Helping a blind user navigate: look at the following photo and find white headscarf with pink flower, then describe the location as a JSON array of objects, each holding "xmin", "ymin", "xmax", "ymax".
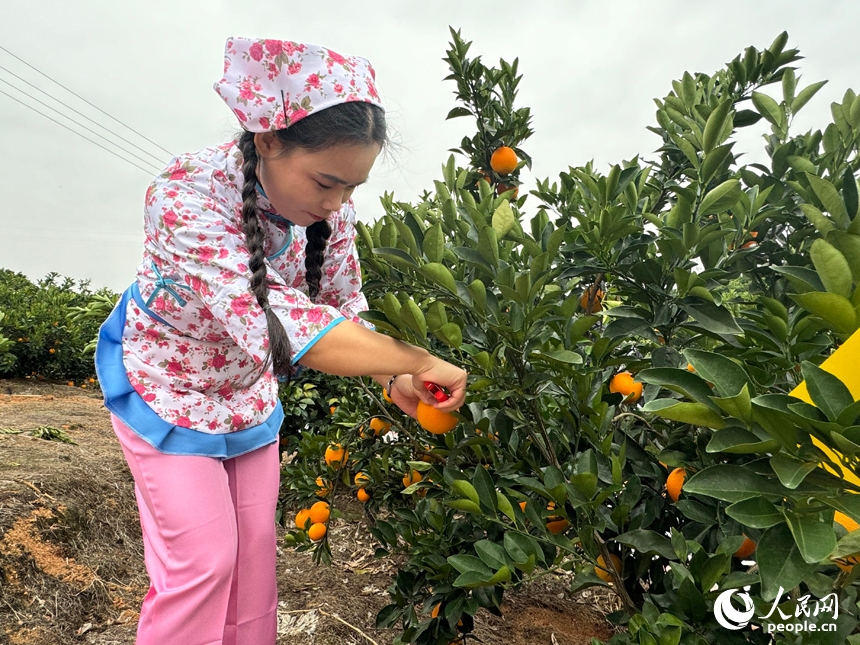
[{"xmin": 213, "ymin": 36, "xmax": 384, "ymax": 132}]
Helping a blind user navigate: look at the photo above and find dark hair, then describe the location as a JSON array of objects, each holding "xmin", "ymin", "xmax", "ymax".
[{"xmin": 237, "ymin": 100, "xmax": 389, "ymax": 384}]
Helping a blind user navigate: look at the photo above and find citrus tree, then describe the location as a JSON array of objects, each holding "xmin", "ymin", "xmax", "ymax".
[{"xmin": 279, "ymin": 28, "xmax": 860, "ymax": 645}]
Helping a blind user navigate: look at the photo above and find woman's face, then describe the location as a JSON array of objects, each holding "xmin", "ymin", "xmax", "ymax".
[{"xmin": 254, "ymin": 131, "xmax": 381, "ymax": 227}]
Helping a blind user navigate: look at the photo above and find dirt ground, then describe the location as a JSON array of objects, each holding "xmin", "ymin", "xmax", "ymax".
[{"xmin": 0, "ymin": 377, "xmax": 621, "ymax": 645}]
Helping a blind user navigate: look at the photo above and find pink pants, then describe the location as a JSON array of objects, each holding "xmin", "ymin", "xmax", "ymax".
[{"xmin": 110, "ymin": 414, "xmax": 280, "ymax": 645}]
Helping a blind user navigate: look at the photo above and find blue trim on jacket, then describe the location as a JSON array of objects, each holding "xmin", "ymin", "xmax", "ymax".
[{"xmin": 94, "ymin": 285, "xmax": 284, "ymax": 459}]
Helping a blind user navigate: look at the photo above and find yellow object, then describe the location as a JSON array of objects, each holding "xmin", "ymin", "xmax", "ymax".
[{"xmin": 788, "ymin": 331, "xmax": 860, "ymax": 488}]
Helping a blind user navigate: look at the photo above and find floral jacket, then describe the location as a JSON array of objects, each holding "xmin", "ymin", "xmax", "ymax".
[{"xmin": 120, "ymin": 138, "xmax": 374, "ymax": 434}]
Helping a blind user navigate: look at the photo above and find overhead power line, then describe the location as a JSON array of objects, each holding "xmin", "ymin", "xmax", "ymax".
[
  {"xmin": 0, "ymin": 88, "xmax": 160, "ymax": 175},
  {"xmin": 0, "ymin": 44, "xmax": 174, "ymax": 158},
  {"xmin": 0, "ymin": 76, "xmax": 164, "ymax": 174},
  {"xmin": 0, "ymin": 62, "xmax": 169, "ymax": 166}
]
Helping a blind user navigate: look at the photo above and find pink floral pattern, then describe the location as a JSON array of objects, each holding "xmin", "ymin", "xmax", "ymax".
[
  {"xmin": 123, "ymin": 139, "xmax": 375, "ymax": 434},
  {"xmin": 213, "ymin": 36, "xmax": 384, "ymax": 132}
]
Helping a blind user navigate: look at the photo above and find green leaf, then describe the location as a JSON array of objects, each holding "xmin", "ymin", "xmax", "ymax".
[
  {"xmin": 791, "ymin": 80, "xmax": 828, "ymax": 114},
  {"xmin": 435, "ymin": 322, "xmax": 462, "ymax": 349},
  {"xmin": 683, "ymin": 349, "xmax": 754, "ymax": 398},
  {"xmin": 770, "ymin": 454, "xmax": 819, "ymax": 489},
  {"xmin": 419, "ymin": 262, "xmax": 457, "ymax": 294},
  {"xmin": 446, "ymin": 107, "xmax": 473, "ymax": 120},
  {"xmin": 844, "ymin": 167, "xmax": 859, "ymax": 220},
  {"xmin": 613, "ymin": 529, "xmax": 677, "ymax": 561},
  {"xmin": 725, "ymin": 497, "xmax": 784, "ymax": 528},
  {"xmin": 472, "ymin": 462, "xmax": 498, "ymax": 516},
  {"xmin": 698, "ymin": 179, "xmax": 742, "ymax": 215},
  {"xmin": 450, "ymin": 479, "xmax": 480, "ymax": 505},
  {"xmin": 496, "ymin": 491, "xmax": 516, "ymax": 522},
  {"xmin": 373, "ymin": 246, "xmax": 419, "ymax": 268},
  {"xmin": 801, "ymin": 360, "xmax": 854, "ymax": 421},
  {"xmin": 683, "ymin": 464, "xmax": 784, "ymax": 502},
  {"xmin": 468, "ymin": 279, "xmax": 487, "ymax": 313},
  {"xmin": 444, "ymin": 499, "xmax": 483, "ymax": 515},
  {"xmin": 751, "ymin": 91, "xmax": 785, "ymax": 128},
  {"xmin": 641, "ymin": 399, "xmax": 726, "ymax": 429},
  {"xmin": 799, "ymin": 204, "xmax": 835, "ymax": 236},
  {"xmin": 448, "ymin": 554, "xmax": 493, "ymax": 576},
  {"xmin": 478, "ymin": 226, "xmax": 499, "ymax": 268},
  {"xmin": 806, "ymin": 173, "xmax": 849, "ymax": 227},
  {"xmin": 785, "ymin": 510, "xmax": 837, "ymax": 564},
  {"xmin": 422, "ymin": 222, "xmax": 445, "ymax": 263},
  {"xmin": 635, "ymin": 367, "xmax": 721, "ymax": 410},
  {"xmin": 706, "ymin": 426, "xmax": 779, "ymax": 454},
  {"xmin": 756, "ymin": 524, "xmax": 818, "ymax": 602},
  {"xmin": 400, "ymin": 299, "xmax": 427, "ymax": 340},
  {"xmin": 474, "ymin": 540, "xmax": 509, "ymax": 570},
  {"xmin": 678, "ymin": 300, "xmax": 744, "ymax": 335},
  {"xmin": 702, "ymin": 99, "xmax": 733, "ymax": 154},
  {"xmin": 789, "ymin": 291, "xmax": 856, "ymax": 334},
  {"xmin": 709, "ymin": 383, "xmax": 753, "ymax": 424},
  {"xmin": 492, "ymin": 201, "xmax": 516, "ymax": 238}
]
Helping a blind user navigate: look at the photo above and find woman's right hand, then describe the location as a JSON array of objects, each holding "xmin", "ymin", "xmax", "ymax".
[{"xmin": 409, "ymin": 357, "xmax": 468, "ymax": 413}]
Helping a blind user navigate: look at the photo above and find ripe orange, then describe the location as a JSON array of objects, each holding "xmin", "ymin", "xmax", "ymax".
[
  {"xmin": 324, "ymin": 444, "xmax": 348, "ymax": 467},
  {"xmin": 403, "ymin": 471, "xmax": 422, "ymax": 488},
  {"xmin": 666, "ymin": 467, "xmax": 686, "ymax": 502},
  {"xmin": 416, "ymin": 401, "xmax": 459, "ymax": 434},
  {"xmin": 490, "ymin": 146, "xmax": 518, "ymax": 175},
  {"xmin": 383, "ymin": 388, "xmax": 393, "ymax": 403},
  {"xmin": 579, "ymin": 286, "xmax": 604, "ymax": 312},
  {"xmin": 519, "ymin": 501, "xmax": 527, "ymax": 512},
  {"xmin": 546, "ymin": 518, "xmax": 570, "ymax": 534},
  {"xmin": 357, "ymin": 487, "xmax": 370, "ymax": 502},
  {"xmin": 741, "ymin": 240, "xmax": 757, "ymax": 249},
  {"xmin": 609, "ymin": 372, "xmax": 642, "ymax": 403},
  {"xmin": 315, "ymin": 476, "xmax": 331, "ymax": 497},
  {"xmin": 475, "ymin": 171, "xmax": 492, "ymax": 187},
  {"xmin": 431, "ymin": 603, "xmax": 441, "ymax": 619},
  {"xmin": 369, "ymin": 418, "xmax": 391, "ymax": 435},
  {"xmin": 49, "ymin": 348, "xmax": 55, "ymax": 354},
  {"xmin": 495, "ymin": 183, "xmax": 519, "ymax": 198},
  {"xmin": 686, "ymin": 363, "xmax": 695, "ymax": 372},
  {"xmin": 307, "ymin": 523, "xmax": 327, "ymax": 541},
  {"xmin": 355, "ymin": 472, "xmax": 370, "ymax": 486},
  {"xmin": 295, "ymin": 509, "xmax": 312, "ymax": 530},
  {"xmin": 330, "ymin": 406, "xmax": 336, "ymax": 415},
  {"xmin": 67, "ymin": 381, "xmax": 74, "ymax": 387},
  {"xmin": 595, "ymin": 553, "xmax": 622, "ymax": 582},
  {"xmin": 309, "ymin": 501, "xmax": 330, "ymax": 524},
  {"xmin": 733, "ymin": 536, "xmax": 757, "ymax": 559}
]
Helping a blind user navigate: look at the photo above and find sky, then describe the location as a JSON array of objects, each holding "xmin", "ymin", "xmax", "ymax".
[{"xmin": 1, "ymin": 0, "xmax": 859, "ymax": 293}]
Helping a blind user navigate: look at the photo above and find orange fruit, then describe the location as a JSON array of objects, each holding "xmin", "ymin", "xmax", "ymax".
[
  {"xmin": 595, "ymin": 553, "xmax": 621, "ymax": 582},
  {"xmin": 741, "ymin": 240, "xmax": 757, "ymax": 249},
  {"xmin": 686, "ymin": 363, "xmax": 695, "ymax": 372},
  {"xmin": 416, "ymin": 401, "xmax": 459, "ymax": 434},
  {"xmin": 733, "ymin": 536, "xmax": 757, "ymax": 559},
  {"xmin": 370, "ymin": 418, "xmax": 391, "ymax": 435},
  {"xmin": 307, "ymin": 523, "xmax": 327, "ymax": 541},
  {"xmin": 495, "ymin": 183, "xmax": 519, "ymax": 198},
  {"xmin": 609, "ymin": 372, "xmax": 642, "ymax": 403},
  {"xmin": 403, "ymin": 471, "xmax": 422, "ymax": 488},
  {"xmin": 357, "ymin": 487, "xmax": 370, "ymax": 502},
  {"xmin": 67, "ymin": 381, "xmax": 74, "ymax": 387},
  {"xmin": 49, "ymin": 348, "xmax": 55, "ymax": 354},
  {"xmin": 431, "ymin": 603, "xmax": 441, "ymax": 619},
  {"xmin": 475, "ymin": 171, "xmax": 492, "ymax": 187},
  {"xmin": 330, "ymin": 406, "xmax": 336, "ymax": 415},
  {"xmin": 490, "ymin": 146, "xmax": 518, "ymax": 175},
  {"xmin": 309, "ymin": 501, "xmax": 330, "ymax": 524},
  {"xmin": 519, "ymin": 501, "xmax": 527, "ymax": 512},
  {"xmin": 383, "ymin": 388, "xmax": 393, "ymax": 403},
  {"xmin": 546, "ymin": 518, "xmax": 570, "ymax": 534},
  {"xmin": 579, "ymin": 286, "xmax": 604, "ymax": 312},
  {"xmin": 295, "ymin": 509, "xmax": 312, "ymax": 530},
  {"xmin": 324, "ymin": 444, "xmax": 348, "ymax": 467},
  {"xmin": 666, "ymin": 467, "xmax": 686, "ymax": 502},
  {"xmin": 355, "ymin": 472, "xmax": 370, "ymax": 486},
  {"xmin": 315, "ymin": 476, "xmax": 331, "ymax": 497},
  {"xmin": 89, "ymin": 378, "xmax": 95, "ymax": 383}
]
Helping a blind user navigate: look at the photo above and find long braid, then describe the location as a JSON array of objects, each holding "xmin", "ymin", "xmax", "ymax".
[
  {"xmin": 238, "ymin": 132, "xmax": 296, "ymax": 383},
  {"xmin": 304, "ymin": 220, "xmax": 332, "ymax": 300}
]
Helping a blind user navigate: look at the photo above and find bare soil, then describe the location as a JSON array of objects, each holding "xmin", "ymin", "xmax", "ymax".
[{"xmin": 0, "ymin": 378, "xmax": 620, "ymax": 645}]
